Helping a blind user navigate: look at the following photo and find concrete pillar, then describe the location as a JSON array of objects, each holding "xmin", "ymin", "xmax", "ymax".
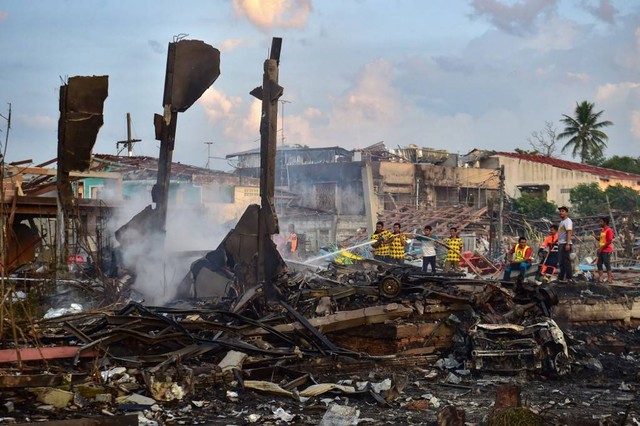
[{"xmin": 361, "ymin": 162, "xmax": 376, "ymax": 235}]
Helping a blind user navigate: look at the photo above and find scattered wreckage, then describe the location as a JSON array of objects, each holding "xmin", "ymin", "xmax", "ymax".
[{"xmin": 1, "ymin": 256, "xmax": 585, "ymax": 424}]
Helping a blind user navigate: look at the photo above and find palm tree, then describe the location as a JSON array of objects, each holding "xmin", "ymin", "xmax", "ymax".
[{"xmin": 557, "ymin": 101, "xmax": 613, "ymax": 163}]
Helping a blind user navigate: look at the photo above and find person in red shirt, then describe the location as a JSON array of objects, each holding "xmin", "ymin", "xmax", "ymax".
[
  {"xmin": 503, "ymin": 237, "xmax": 533, "ymax": 281},
  {"xmin": 595, "ymin": 216, "xmax": 614, "ymax": 283}
]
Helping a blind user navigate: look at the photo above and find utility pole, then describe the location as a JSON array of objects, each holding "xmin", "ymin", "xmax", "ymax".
[
  {"xmin": 204, "ymin": 142, "xmax": 213, "ymax": 169},
  {"xmin": 279, "ymin": 99, "xmax": 291, "ymax": 146},
  {"xmin": 250, "ymin": 37, "xmax": 283, "ymax": 284},
  {"xmin": 0, "ymin": 103, "xmax": 11, "ymax": 156},
  {"xmin": 0, "ymin": 103, "xmax": 11, "ymax": 275},
  {"xmin": 497, "ymin": 165, "xmax": 505, "ymax": 257},
  {"xmin": 116, "ymin": 113, "xmax": 141, "ymax": 156}
]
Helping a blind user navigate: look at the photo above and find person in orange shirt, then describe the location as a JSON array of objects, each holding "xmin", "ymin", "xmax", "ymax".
[
  {"xmin": 503, "ymin": 237, "xmax": 533, "ymax": 281},
  {"xmin": 535, "ymin": 225, "xmax": 559, "ymax": 280},
  {"xmin": 286, "ymin": 224, "xmax": 299, "ymax": 258}
]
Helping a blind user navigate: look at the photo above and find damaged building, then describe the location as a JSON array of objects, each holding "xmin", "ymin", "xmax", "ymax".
[{"xmin": 228, "ymin": 142, "xmax": 501, "ymax": 253}]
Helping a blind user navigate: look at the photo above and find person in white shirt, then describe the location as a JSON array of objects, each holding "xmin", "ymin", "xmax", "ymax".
[
  {"xmin": 415, "ymin": 225, "xmax": 437, "ymax": 273},
  {"xmin": 557, "ymin": 206, "xmax": 574, "ymax": 283}
]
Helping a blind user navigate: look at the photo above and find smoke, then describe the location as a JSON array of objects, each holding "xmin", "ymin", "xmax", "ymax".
[
  {"xmin": 232, "ymin": 0, "xmax": 312, "ymax": 30},
  {"xmin": 339, "ymin": 185, "xmax": 365, "ymax": 216},
  {"xmin": 102, "ymin": 181, "xmax": 258, "ymax": 306}
]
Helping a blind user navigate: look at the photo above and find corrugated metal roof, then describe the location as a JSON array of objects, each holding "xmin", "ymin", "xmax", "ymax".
[{"xmin": 495, "ymin": 152, "xmax": 640, "ymax": 181}]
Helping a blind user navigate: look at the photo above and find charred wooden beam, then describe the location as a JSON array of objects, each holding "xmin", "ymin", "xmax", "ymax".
[{"xmin": 153, "ymin": 39, "xmax": 220, "ymax": 237}]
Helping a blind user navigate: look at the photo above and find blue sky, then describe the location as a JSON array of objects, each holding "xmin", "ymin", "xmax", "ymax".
[{"xmin": 1, "ymin": 0, "xmax": 639, "ymax": 171}]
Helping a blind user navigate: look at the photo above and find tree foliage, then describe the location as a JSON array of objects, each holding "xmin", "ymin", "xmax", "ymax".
[
  {"xmin": 569, "ymin": 183, "xmax": 607, "ymax": 216},
  {"xmin": 600, "ymin": 155, "xmax": 640, "ymax": 174},
  {"xmin": 512, "ymin": 194, "xmax": 558, "ymax": 220},
  {"xmin": 569, "ymin": 183, "xmax": 640, "ymax": 216},
  {"xmin": 605, "ymin": 185, "xmax": 640, "ymax": 212},
  {"xmin": 558, "ymin": 101, "xmax": 613, "ymax": 163}
]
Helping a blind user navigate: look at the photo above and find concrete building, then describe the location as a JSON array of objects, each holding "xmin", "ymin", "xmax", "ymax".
[{"xmin": 471, "ymin": 151, "xmax": 640, "ymax": 207}]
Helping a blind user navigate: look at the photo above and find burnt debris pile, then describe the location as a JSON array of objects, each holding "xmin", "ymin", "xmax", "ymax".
[{"xmin": 2, "ymin": 260, "xmax": 640, "ymax": 424}]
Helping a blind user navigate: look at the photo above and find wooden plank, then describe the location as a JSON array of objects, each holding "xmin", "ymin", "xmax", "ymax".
[
  {"xmin": 242, "ymin": 304, "xmax": 414, "ymax": 336},
  {"xmin": 328, "ymin": 325, "xmax": 455, "ymax": 355},
  {"xmin": 8, "ymin": 166, "xmax": 122, "ymax": 180},
  {"xmin": 0, "ymin": 346, "xmax": 97, "ymax": 363},
  {"xmin": 15, "ymin": 414, "xmax": 138, "ymax": 426},
  {"xmin": 0, "ymin": 373, "xmax": 86, "ymax": 388},
  {"xmin": 553, "ymin": 301, "xmax": 637, "ymax": 322},
  {"xmin": 296, "ymin": 354, "xmax": 439, "ymax": 373}
]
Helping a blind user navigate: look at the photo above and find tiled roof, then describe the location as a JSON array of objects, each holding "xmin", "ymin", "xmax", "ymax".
[
  {"xmin": 92, "ymin": 154, "xmax": 230, "ymax": 180},
  {"xmin": 378, "ymin": 205, "xmax": 489, "ymax": 237},
  {"xmin": 495, "ymin": 152, "xmax": 640, "ymax": 181}
]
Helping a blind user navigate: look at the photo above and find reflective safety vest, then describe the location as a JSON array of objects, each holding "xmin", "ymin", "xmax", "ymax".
[{"xmin": 514, "ymin": 245, "xmax": 530, "ymax": 262}]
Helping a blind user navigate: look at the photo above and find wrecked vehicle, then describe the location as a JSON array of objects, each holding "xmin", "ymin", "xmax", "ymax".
[{"xmin": 468, "ymin": 319, "xmax": 571, "ymax": 376}]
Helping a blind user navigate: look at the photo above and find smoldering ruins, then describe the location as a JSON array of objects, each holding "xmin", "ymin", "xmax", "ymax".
[{"xmin": 1, "ymin": 36, "xmax": 640, "ymax": 426}]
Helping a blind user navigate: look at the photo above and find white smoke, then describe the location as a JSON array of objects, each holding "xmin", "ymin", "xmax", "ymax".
[{"xmin": 102, "ymin": 181, "xmax": 257, "ymax": 306}]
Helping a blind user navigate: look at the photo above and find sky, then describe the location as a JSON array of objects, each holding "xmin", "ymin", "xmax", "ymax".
[{"xmin": 1, "ymin": 0, "xmax": 639, "ymax": 171}]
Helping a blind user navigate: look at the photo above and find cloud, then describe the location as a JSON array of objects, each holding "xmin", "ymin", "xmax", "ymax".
[
  {"xmin": 469, "ymin": 0, "xmax": 559, "ymax": 35},
  {"xmin": 433, "ymin": 56, "xmax": 474, "ymax": 74},
  {"xmin": 219, "ymin": 38, "xmax": 248, "ymax": 52},
  {"xmin": 199, "ymin": 87, "xmax": 261, "ymax": 152},
  {"xmin": 631, "ymin": 111, "xmax": 640, "ymax": 139},
  {"xmin": 595, "ymin": 82, "xmax": 640, "ymax": 103},
  {"xmin": 19, "ymin": 114, "xmax": 57, "ymax": 130},
  {"xmin": 0, "ymin": 11, "xmax": 7, "ymax": 22},
  {"xmin": 565, "ymin": 72, "xmax": 590, "ymax": 83},
  {"xmin": 232, "ymin": 0, "xmax": 312, "ymax": 31},
  {"xmin": 594, "ymin": 82, "xmax": 640, "ymax": 144},
  {"xmin": 580, "ymin": 0, "xmax": 617, "ymax": 24},
  {"xmin": 522, "ymin": 16, "xmax": 583, "ymax": 51},
  {"xmin": 330, "ymin": 58, "xmax": 404, "ymax": 124},
  {"xmin": 200, "ymin": 88, "xmax": 241, "ymax": 121}
]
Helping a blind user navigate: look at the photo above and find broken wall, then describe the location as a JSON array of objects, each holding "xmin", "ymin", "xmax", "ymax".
[
  {"xmin": 276, "ymin": 213, "xmax": 335, "ymax": 252},
  {"xmin": 287, "ymin": 162, "xmax": 365, "ymax": 215}
]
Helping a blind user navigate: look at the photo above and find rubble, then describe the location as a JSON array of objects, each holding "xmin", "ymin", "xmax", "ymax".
[{"xmin": 2, "ymin": 258, "xmax": 640, "ymax": 424}]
